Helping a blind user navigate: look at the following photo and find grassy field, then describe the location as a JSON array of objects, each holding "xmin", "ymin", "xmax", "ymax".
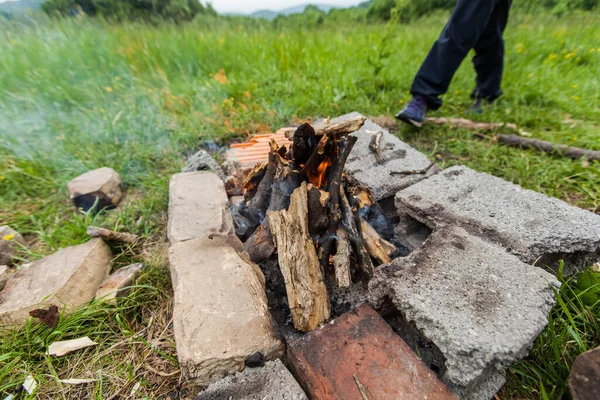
[{"xmin": 0, "ymin": 10, "xmax": 599, "ymax": 399}]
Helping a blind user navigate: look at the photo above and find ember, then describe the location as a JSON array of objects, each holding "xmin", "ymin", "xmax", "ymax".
[{"xmin": 230, "ymin": 115, "xmax": 399, "ymax": 332}]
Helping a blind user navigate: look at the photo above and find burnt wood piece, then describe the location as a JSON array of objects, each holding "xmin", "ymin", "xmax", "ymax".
[
  {"xmin": 86, "ymin": 226, "xmax": 139, "ymax": 244},
  {"xmin": 291, "ymin": 123, "xmax": 317, "ymax": 166},
  {"xmin": 340, "ymin": 186, "xmax": 375, "ymax": 280},
  {"xmin": 390, "ymin": 162, "xmax": 436, "ymax": 176},
  {"xmin": 497, "ymin": 134, "xmax": 600, "ymax": 162},
  {"xmin": 331, "ymin": 228, "xmax": 352, "ymax": 288},
  {"xmin": 360, "ymin": 217, "xmax": 396, "ymax": 264},
  {"xmin": 302, "ymin": 134, "xmax": 332, "ymax": 184},
  {"xmin": 268, "ymin": 163, "xmax": 301, "ymax": 212},
  {"xmin": 320, "ymin": 136, "xmax": 358, "ymax": 273},
  {"xmin": 368, "ymin": 131, "xmax": 385, "ymax": 164},
  {"xmin": 243, "ymin": 162, "xmax": 268, "ymax": 198},
  {"xmin": 244, "ymin": 221, "xmax": 276, "ymax": 263},
  {"xmin": 268, "ymin": 182, "xmax": 330, "ymax": 332},
  {"xmin": 311, "ymin": 115, "xmax": 367, "ymax": 138},
  {"xmin": 307, "ymin": 185, "xmax": 330, "ymax": 236},
  {"xmin": 243, "ymin": 152, "xmax": 278, "ymax": 224},
  {"xmin": 350, "ymin": 186, "xmax": 395, "ymax": 240}
]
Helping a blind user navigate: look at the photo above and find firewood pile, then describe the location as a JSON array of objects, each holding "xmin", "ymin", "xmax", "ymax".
[{"xmin": 230, "ymin": 115, "xmax": 399, "ymax": 332}]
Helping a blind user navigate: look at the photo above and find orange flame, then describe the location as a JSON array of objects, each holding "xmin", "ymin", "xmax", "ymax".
[{"xmin": 308, "ymin": 158, "xmax": 333, "ymax": 188}]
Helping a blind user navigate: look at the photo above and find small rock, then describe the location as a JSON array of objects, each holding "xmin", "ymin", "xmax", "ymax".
[
  {"xmin": 0, "ymin": 226, "xmax": 25, "ymax": 266},
  {"xmin": 196, "ymin": 360, "xmax": 307, "ymax": 400},
  {"xmin": 0, "ymin": 265, "xmax": 14, "ymax": 291},
  {"xmin": 0, "ymin": 239, "xmax": 112, "ymax": 325},
  {"xmin": 87, "ymin": 226, "xmax": 139, "ymax": 244},
  {"xmin": 569, "ymin": 346, "xmax": 600, "ymax": 400},
  {"xmin": 95, "ymin": 263, "xmax": 144, "ymax": 302},
  {"xmin": 67, "ymin": 167, "xmax": 122, "ymax": 211},
  {"xmin": 47, "ymin": 336, "xmax": 97, "ymax": 357},
  {"xmin": 287, "ymin": 304, "xmax": 457, "ymax": 400},
  {"xmin": 182, "ymin": 150, "xmax": 227, "ymax": 181}
]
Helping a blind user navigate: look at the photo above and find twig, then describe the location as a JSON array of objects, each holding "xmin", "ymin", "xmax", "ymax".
[
  {"xmin": 354, "ymin": 375, "xmax": 370, "ymax": 400},
  {"xmin": 497, "ymin": 134, "xmax": 600, "ymax": 162},
  {"xmin": 389, "ymin": 162, "xmax": 436, "ymax": 176},
  {"xmin": 368, "ymin": 131, "xmax": 384, "ymax": 164}
]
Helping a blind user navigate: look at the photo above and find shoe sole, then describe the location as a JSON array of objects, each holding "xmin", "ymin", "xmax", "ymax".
[{"xmin": 395, "ymin": 114, "xmax": 423, "ymax": 128}]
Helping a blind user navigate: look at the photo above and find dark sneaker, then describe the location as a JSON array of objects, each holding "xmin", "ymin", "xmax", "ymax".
[
  {"xmin": 395, "ymin": 95, "xmax": 427, "ymax": 127},
  {"xmin": 467, "ymin": 98, "xmax": 485, "ymax": 115}
]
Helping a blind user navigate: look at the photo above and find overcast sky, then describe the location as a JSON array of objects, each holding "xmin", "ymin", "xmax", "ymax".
[{"xmin": 0, "ymin": 0, "xmax": 365, "ymax": 14}]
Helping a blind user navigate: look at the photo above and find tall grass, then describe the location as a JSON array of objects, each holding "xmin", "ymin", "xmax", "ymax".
[{"xmin": 0, "ymin": 10, "xmax": 599, "ymax": 399}]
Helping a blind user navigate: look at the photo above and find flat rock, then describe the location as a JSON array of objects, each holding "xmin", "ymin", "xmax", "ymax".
[
  {"xmin": 0, "ymin": 226, "xmax": 26, "ymax": 266},
  {"xmin": 95, "ymin": 263, "xmax": 144, "ymax": 302},
  {"xmin": 569, "ymin": 346, "xmax": 600, "ymax": 400},
  {"xmin": 167, "ymin": 171, "xmax": 234, "ymax": 245},
  {"xmin": 336, "ymin": 112, "xmax": 439, "ymax": 201},
  {"xmin": 0, "ymin": 239, "xmax": 112, "ymax": 325},
  {"xmin": 67, "ymin": 167, "xmax": 122, "ymax": 211},
  {"xmin": 182, "ymin": 150, "xmax": 227, "ymax": 181},
  {"xmin": 395, "ymin": 166, "xmax": 600, "ymax": 274},
  {"xmin": 287, "ymin": 304, "xmax": 457, "ymax": 400},
  {"xmin": 169, "ymin": 235, "xmax": 284, "ymax": 385},
  {"xmin": 196, "ymin": 360, "xmax": 307, "ymax": 400},
  {"xmin": 369, "ymin": 227, "xmax": 560, "ymax": 398}
]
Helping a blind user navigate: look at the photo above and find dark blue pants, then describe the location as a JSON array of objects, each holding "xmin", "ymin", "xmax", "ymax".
[{"xmin": 410, "ymin": 0, "xmax": 512, "ymax": 110}]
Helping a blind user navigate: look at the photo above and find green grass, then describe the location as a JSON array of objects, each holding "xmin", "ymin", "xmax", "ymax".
[{"xmin": 0, "ymin": 10, "xmax": 599, "ymax": 399}]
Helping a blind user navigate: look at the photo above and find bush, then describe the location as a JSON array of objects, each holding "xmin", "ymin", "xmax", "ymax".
[{"xmin": 41, "ymin": 0, "xmax": 216, "ymax": 22}]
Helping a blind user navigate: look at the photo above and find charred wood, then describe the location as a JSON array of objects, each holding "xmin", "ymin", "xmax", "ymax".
[
  {"xmin": 244, "ymin": 221, "xmax": 276, "ymax": 263},
  {"xmin": 307, "ymin": 184, "xmax": 330, "ymax": 235},
  {"xmin": 291, "ymin": 123, "xmax": 317, "ymax": 166}
]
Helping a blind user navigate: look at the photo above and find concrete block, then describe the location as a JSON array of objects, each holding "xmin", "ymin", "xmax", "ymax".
[
  {"xmin": 67, "ymin": 167, "xmax": 121, "ymax": 211},
  {"xmin": 0, "ymin": 239, "xmax": 112, "ymax": 325},
  {"xmin": 196, "ymin": 360, "xmax": 307, "ymax": 400},
  {"xmin": 182, "ymin": 150, "xmax": 227, "ymax": 181},
  {"xmin": 287, "ymin": 304, "xmax": 458, "ymax": 400},
  {"xmin": 369, "ymin": 227, "xmax": 560, "ymax": 398},
  {"xmin": 167, "ymin": 171, "xmax": 234, "ymax": 245},
  {"xmin": 336, "ymin": 112, "xmax": 439, "ymax": 201},
  {"xmin": 169, "ymin": 235, "xmax": 284, "ymax": 386},
  {"xmin": 395, "ymin": 166, "xmax": 600, "ymax": 273}
]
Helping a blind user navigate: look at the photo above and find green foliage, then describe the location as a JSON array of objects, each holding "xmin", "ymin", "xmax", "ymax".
[
  {"xmin": 41, "ymin": 0, "xmax": 216, "ymax": 21},
  {"xmin": 573, "ymin": 266, "xmax": 600, "ymax": 307}
]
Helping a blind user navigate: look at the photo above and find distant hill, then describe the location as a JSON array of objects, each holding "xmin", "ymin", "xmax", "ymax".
[
  {"xmin": 250, "ymin": 4, "xmax": 342, "ymax": 20},
  {"xmin": 0, "ymin": 0, "xmax": 44, "ymax": 13}
]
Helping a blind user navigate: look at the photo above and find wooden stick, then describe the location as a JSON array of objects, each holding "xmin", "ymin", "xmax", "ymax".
[
  {"xmin": 341, "ymin": 186, "xmax": 375, "ymax": 279},
  {"xmin": 497, "ymin": 134, "xmax": 600, "ymax": 162},
  {"xmin": 87, "ymin": 226, "xmax": 139, "ymax": 244},
  {"xmin": 360, "ymin": 218, "xmax": 396, "ymax": 264},
  {"xmin": 311, "ymin": 115, "xmax": 367, "ymax": 138},
  {"xmin": 331, "ymin": 228, "xmax": 352, "ymax": 288},
  {"xmin": 389, "ymin": 162, "xmax": 436, "ymax": 176},
  {"xmin": 368, "ymin": 131, "xmax": 384, "ymax": 164},
  {"xmin": 426, "ymin": 117, "xmax": 519, "ymax": 132},
  {"xmin": 268, "ymin": 182, "xmax": 330, "ymax": 332}
]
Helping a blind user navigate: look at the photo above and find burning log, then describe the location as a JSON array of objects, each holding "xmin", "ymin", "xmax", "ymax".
[
  {"xmin": 360, "ymin": 218, "xmax": 396, "ymax": 264},
  {"xmin": 307, "ymin": 184, "xmax": 329, "ymax": 235},
  {"xmin": 267, "ymin": 182, "xmax": 330, "ymax": 332}
]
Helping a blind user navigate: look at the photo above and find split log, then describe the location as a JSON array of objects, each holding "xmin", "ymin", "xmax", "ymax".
[
  {"xmin": 497, "ymin": 134, "xmax": 600, "ymax": 162},
  {"xmin": 244, "ymin": 221, "xmax": 275, "ymax": 263},
  {"xmin": 340, "ymin": 184, "xmax": 375, "ymax": 279},
  {"xmin": 87, "ymin": 226, "xmax": 139, "ymax": 244},
  {"xmin": 368, "ymin": 131, "xmax": 384, "ymax": 164},
  {"xmin": 360, "ymin": 218, "xmax": 396, "ymax": 264},
  {"xmin": 268, "ymin": 182, "xmax": 330, "ymax": 332},
  {"xmin": 331, "ymin": 228, "xmax": 352, "ymax": 288}
]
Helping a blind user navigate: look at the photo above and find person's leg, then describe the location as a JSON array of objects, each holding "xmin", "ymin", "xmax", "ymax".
[
  {"xmin": 409, "ymin": 0, "xmax": 500, "ymax": 111},
  {"xmin": 471, "ymin": 0, "xmax": 512, "ymax": 102}
]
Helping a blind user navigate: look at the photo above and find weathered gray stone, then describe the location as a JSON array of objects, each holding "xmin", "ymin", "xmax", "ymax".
[
  {"xmin": 67, "ymin": 167, "xmax": 122, "ymax": 211},
  {"xmin": 167, "ymin": 171, "xmax": 234, "ymax": 245},
  {"xmin": 0, "ymin": 265, "xmax": 11, "ymax": 291},
  {"xmin": 169, "ymin": 235, "xmax": 284, "ymax": 386},
  {"xmin": 182, "ymin": 150, "xmax": 227, "ymax": 181},
  {"xmin": 450, "ymin": 369, "xmax": 506, "ymax": 400},
  {"xmin": 369, "ymin": 227, "xmax": 559, "ymax": 398},
  {"xmin": 196, "ymin": 360, "xmax": 307, "ymax": 400},
  {"xmin": 0, "ymin": 226, "xmax": 26, "ymax": 266},
  {"xmin": 395, "ymin": 166, "xmax": 600, "ymax": 274},
  {"xmin": 95, "ymin": 263, "xmax": 144, "ymax": 302},
  {"xmin": 0, "ymin": 239, "xmax": 112, "ymax": 325},
  {"xmin": 335, "ymin": 112, "xmax": 439, "ymax": 201}
]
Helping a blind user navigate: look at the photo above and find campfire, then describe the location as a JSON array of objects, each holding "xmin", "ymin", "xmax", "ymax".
[{"xmin": 230, "ymin": 115, "xmax": 400, "ymax": 332}]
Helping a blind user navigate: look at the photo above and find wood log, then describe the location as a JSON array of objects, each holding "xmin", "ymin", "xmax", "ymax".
[
  {"xmin": 307, "ymin": 185, "xmax": 329, "ymax": 235},
  {"xmin": 340, "ymin": 186, "xmax": 374, "ymax": 279},
  {"xmin": 291, "ymin": 123, "xmax": 317, "ymax": 166},
  {"xmin": 244, "ymin": 221, "xmax": 275, "ymax": 263},
  {"xmin": 331, "ymin": 228, "xmax": 352, "ymax": 288},
  {"xmin": 267, "ymin": 182, "xmax": 330, "ymax": 332},
  {"xmin": 368, "ymin": 131, "xmax": 384, "ymax": 164},
  {"xmin": 87, "ymin": 226, "xmax": 139, "ymax": 244},
  {"xmin": 302, "ymin": 134, "xmax": 332, "ymax": 182},
  {"xmin": 243, "ymin": 162, "xmax": 268, "ymax": 197},
  {"xmin": 312, "ymin": 115, "xmax": 367, "ymax": 138},
  {"xmin": 360, "ymin": 217, "xmax": 396, "ymax": 265},
  {"xmin": 497, "ymin": 134, "xmax": 600, "ymax": 162}
]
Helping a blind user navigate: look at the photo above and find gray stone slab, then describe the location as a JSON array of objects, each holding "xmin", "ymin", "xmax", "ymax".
[
  {"xmin": 196, "ymin": 360, "xmax": 308, "ymax": 400},
  {"xmin": 167, "ymin": 171, "xmax": 234, "ymax": 245},
  {"xmin": 169, "ymin": 235, "xmax": 284, "ymax": 386},
  {"xmin": 334, "ymin": 112, "xmax": 439, "ymax": 201},
  {"xmin": 369, "ymin": 227, "xmax": 559, "ymax": 398},
  {"xmin": 395, "ymin": 166, "xmax": 600, "ymax": 274}
]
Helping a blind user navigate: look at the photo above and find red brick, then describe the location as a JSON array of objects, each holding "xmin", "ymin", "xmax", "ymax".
[{"xmin": 287, "ymin": 304, "xmax": 458, "ymax": 400}]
